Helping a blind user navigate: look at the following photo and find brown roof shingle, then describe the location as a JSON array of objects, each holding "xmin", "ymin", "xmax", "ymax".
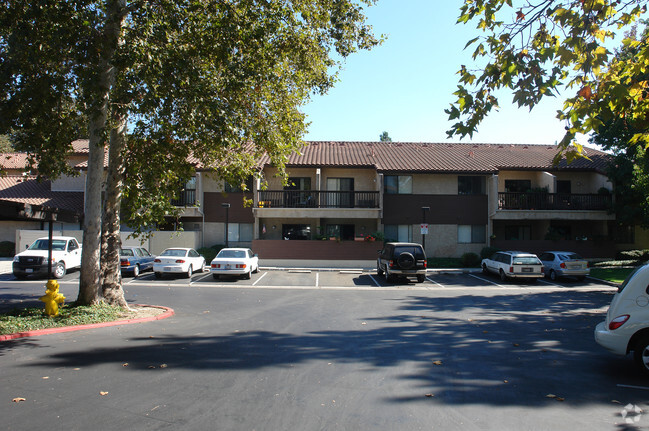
[{"xmin": 0, "ymin": 176, "xmax": 84, "ymax": 214}]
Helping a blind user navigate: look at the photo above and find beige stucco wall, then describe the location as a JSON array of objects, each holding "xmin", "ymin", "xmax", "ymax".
[
  {"xmin": 321, "ymin": 168, "xmax": 378, "ymax": 191},
  {"xmin": 412, "ymin": 174, "xmax": 458, "ymax": 194},
  {"xmin": 51, "ymin": 173, "xmax": 86, "ymax": 192},
  {"xmin": 554, "ymin": 171, "xmax": 612, "ymax": 193},
  {"xmin": 202, "ymin": 172, "xmax": 225, "ymax": 193},
  {"xmin": 0, "ymin": 221, "xmax": 42, "ymax": 244},
  {"xmin": 413, "ymin": 224, "xmax": 485, "ymax": 257}
]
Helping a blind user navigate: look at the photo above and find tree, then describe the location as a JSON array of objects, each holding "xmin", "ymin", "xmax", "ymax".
[
  {"xmin": 379, "ymin": 131, "xmax": 392, "ymax": 142},
  {"xmin": 0, "ymin": 0, "xmax": 380, "ymax": 306},
  {"xmin": 448, "ymin": 0, "xmax": 648, "ymax": 162}
]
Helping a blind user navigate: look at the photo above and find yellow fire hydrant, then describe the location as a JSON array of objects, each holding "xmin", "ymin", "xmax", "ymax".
[{"xmin": 40, "ymin": 280, "xmax": 65, "ymax": 317}]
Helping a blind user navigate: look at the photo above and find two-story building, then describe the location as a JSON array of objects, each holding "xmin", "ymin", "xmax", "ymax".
[{"xmin": 0, "ymin": 140, "xmax": 638, "ymax": 259}]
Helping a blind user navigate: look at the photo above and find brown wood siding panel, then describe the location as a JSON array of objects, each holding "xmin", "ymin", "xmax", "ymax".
[
  {"xmin": 252, "ymin": 239, "xmax": 381, "ymax": 260},
  {"xmin": 383, "ymin": 194, "xmax": 488, "ymax": 225},
  {"xmin": 491, "ymin": 239, "xmax": 615, "ymax": 259},
  {"xmin": 204, "ymin": 192, "xmax": 254, "ymax": 223}
]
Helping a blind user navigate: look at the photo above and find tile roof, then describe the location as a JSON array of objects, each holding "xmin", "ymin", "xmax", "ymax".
[
  {"xmin": 0, "ymin": 153, "xmax": 29, "ymax": 170},
  {"xmin": 0, "ymin": 176, "xmax": 84, "ymax": 214},
  {"xmin": 261, "ymin": 141, "xmax": 612, "ymax": 174}
]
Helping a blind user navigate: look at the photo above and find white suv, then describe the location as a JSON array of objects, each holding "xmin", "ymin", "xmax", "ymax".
[
  {"xmin": 481, "ymin": 251, "xmax": 544, "ymax": 281},
  {"xmin": 595, "ymin": 264, "xmax": 649, "ymax": 375}
]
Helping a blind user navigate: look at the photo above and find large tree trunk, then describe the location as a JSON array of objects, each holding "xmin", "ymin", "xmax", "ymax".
[
  {"xmin": 77, "ymin": 0, "xmax": 127, "ymax": 305},
  {"xmin": 101, "ymin": 114, "xmax": 128, "ymax": 308}
]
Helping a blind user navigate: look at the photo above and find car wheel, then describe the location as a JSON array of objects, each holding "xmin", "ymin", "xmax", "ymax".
[
  {"xmin": 634, "ymin": 335, "xmax": 649, "ymax": 376},
  {"xmin": 377, "ymin": 263, "xmax": 384, "ymax": 276},
  {"xmin": 417, "ymin": 274, "xmax": 425, "ymax": 283},
  {"xmin": 155, "ymin": 272, "xmax": 162, "ymax": 279},
  {"xmin": 53, "ymin": 261, "xmax": 66, "ymax": 279},
  {"xmin": 244, "ymin": 269, "xmax": 251, "ymax": 280},
  {"xmin": 186, "ymin": 265, "xmax": 193, "ymax": 278},
  {"xmin": 14, "ymin": 273, "xmax": 27, "ymax": 280},
  {"xmin": 549, "ymin": 270, "xmax": 557, "ymax": 281},
  {"xmin": 482, "ymin": 264, "xmax": 488, "ymax": 275},
  {"xmin": 576, "ymin": 275, "xmax": 586, "ymax": 281},
  {"xmin": 133, "ymin": 265, "xmax": 140, "ymax": 278},
  {"xmin": 213, "ymin": 274, "xmax": 220, "ymax": 280},
  {"xmin": 499, "ymin": 269, "xmax": 507, "ymax": 282},
  {"xmin": 253, "ymin": 264, "xmax": 259, "ymax": 274}
]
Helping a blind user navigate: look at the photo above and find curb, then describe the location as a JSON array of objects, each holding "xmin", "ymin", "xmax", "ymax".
[{"xmin": 0, "ymin": 304, "xmax": 174, "ymax": 342}]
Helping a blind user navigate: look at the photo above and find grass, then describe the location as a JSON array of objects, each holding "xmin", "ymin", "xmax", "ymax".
[
  {"xmin": 589, "ymin": 267, "xmax": 636, "ymax": 284},
  {"xmin": 0, "ymin": 302, "xmax": 129, "ymax": 335}
]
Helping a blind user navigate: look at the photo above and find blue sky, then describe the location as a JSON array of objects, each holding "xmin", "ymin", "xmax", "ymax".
[{"xmin": 302, "ymin": 0, "xmax": 589, "ymax": 147}]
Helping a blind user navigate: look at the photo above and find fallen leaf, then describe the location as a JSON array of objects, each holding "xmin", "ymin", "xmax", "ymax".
[
  {"xmin": 12, "ymin": 397, "xmax": 26, "ymax": 403},
  {"xmin": 556, "ymin": 397, "xmax": 565, "ymax": 402},
  {"xmin": 148, "ymin": 365, "xmax": 156, "ymax": 369},
  {"xmin": 433, "ymin": 360, "xmax": 443, "ymax": 366},
  {"xmin": 42, "ymin": 376, "xmax": 49, "ymax": 380},
  {"xmin": 482, "ymin": 330, "xmax": 488, "ymax": 334},
  {"xmin": 361, "ymin": 322, "xmax": 367, "ymax": 325},
  {"xmin": 513, "ymin": 343, "xmax": 520, "ymax": 347},
  {"xmin": 425, "ymin": 394, "xmax": 434, "ymax": 397},
  {"xmin": 612, "ymin": 400, "xmax": 622, "ymax": 404},
  {"xmin": 122, "ymin": 363, "xmax": 129, "ymax": 367},
  {"xmin": 159, "ymin": 364, "xmax": 167, "ymax": 368},
  {"xmin": 100, "ymin": 392, "xmax": 109, "ymax": 396},
  {"xmin": 546, "ymin": 394, "xmax": 557, "ymax": 399},
  {"xmin": 503, "ymin": 380, "xmax": 509, "ymax": 383}
]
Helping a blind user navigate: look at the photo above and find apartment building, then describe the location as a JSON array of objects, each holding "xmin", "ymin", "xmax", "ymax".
[{"xmin": 0, "ymin": 140, "xmax": 636, "ymax": 259}]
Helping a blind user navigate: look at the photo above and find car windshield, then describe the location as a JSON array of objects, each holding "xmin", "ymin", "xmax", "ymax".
[
  {"xmin": 217, "ymin": 250, "xmax": 246, "ymax": 258},
  {"xmin": 512, "ymin": 256, "xmax": 540, "ymax": 265},
  {"xmin": 28, "ymin": 239, "xmax": 66, "ymax": 251},
  {"xmin": 618, "ymin": 266, "xmax": 645, "ymax": 293},
  {"xmin": 394, "ymin": 246, "xmax": 425, "ymax": 260},
  {"xmin": 121, "ymin": 249, "xmax": 134, "ymax": 256},
  {"xmin": 161, "ymin": 249, "xmax": 187, "ymax": 257},
  {"xmin": 559, "ymin": 253, "xmax": 583, "ymax": 261}
]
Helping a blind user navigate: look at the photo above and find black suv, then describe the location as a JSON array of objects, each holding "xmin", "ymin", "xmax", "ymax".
[{"xmin": 377, "ymin": 242, "xmax": 427, "ymax": 283}]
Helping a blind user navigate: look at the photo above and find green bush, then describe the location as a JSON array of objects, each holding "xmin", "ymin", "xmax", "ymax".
[
  {"xmin": 0, "ymin": 241, "xmax": 15, "ymax": 257},
  {"xmin": 461, "ymin": 252, "xmax": 481, "ymax": 267},
  {"xmin": 480, "ymin": 246, "xmax": 499, "ymax": 260},
  {"xmin": 616, "ymin": 249, "xmax": 649, "ymax": 262},
  {"xmin": 197, "ymin": 244, "xmax": 225, "ymax": 263}
]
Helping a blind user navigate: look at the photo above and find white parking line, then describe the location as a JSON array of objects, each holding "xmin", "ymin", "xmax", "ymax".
[
  {"xmin": 190, "ymin": 271, "xmax": 212, "ymax": 285},
  {"xmin": 537, "ymin": 278, "xmax": 563, "ymax": 287},
  {"xmin": 368, "ymin": 274, "xmax": 382, "ymax": 287},
  {"xmin": 469, "ymin": 273, "xmax": 507, "ymax": 288},
  {"xmin": 617, "ymin": 384, "xmax": 649, "ymax": 391},
  {"xmin": 252, "ymin": 271, "xmax": 268, "ymax": 286},
  {"xmin": 315, "ymin": 272, "xmax": 319, "ymax": 288},
  {"xmin": 426, "ymin": 277, "xmax": 445, "ymax": 288}
]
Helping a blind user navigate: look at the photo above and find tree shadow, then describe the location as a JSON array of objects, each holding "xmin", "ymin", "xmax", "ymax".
[{"xmin": 19, "ymin": 288, "xmax": 639, "ymax": 408}]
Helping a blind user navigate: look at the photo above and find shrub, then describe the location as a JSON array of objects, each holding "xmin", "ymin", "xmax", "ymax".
[
  {"xmin": 0, "ymin": 241, "xmax": 15, "ymax": 257},
  {"xmin": 616, "ymin": 249, "xmax": 649, "ymax": 262},
  {"xmin": 197, "ymin": 244, "xmax": 225, "ymax": 263},
  {"xmin": 461, "ymin": 252, "xmax": 481, "ymax": 267},
  {"xmin": 480, "ymin": 246, "xmax": 499, "ymax": 260}
]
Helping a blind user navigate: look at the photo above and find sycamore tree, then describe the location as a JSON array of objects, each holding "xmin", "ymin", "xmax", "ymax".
[
  {"xmin": 448, "ymin": 0, "xmax": 649, "ymax": 163},
  {"xmin": 0, "ymin": 0, "xmax": 380, "ymax": 306}
]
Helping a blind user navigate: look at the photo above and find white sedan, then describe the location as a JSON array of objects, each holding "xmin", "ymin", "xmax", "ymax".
[
  {"xmin": 210, "ymin": 248, "xmax": 259, "ymax": 280},
  {"xmin": 153, "ymin": 248, "xmax": 206, "ymax": 278}
]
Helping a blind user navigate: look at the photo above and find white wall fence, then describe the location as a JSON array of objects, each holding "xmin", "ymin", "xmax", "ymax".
[{"xmin": 15, "ymin": 230, "xmax": 201, "ymax": 256}]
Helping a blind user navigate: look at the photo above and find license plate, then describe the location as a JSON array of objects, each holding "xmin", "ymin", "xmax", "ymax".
[
  {"xmin": 226, "ymin": 264, "xmax": 231, "ymax": 269},
  {"xmin": 569, "ymin": 264, "xmax": 581, "ymax": 269},
  {"xmin": 25, "ymin": 268, "xmax": 33, "ymax": 273},
  {"xmin": 522, "ymin": 267, "xmax": 532, "ymax": 272},
  {"xmin": 164, "ymin": 267, "xmax": 173, "ymax": 272}
]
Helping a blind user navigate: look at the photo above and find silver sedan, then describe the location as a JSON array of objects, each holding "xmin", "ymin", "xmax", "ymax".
[{"xmin": 538, "ymin": 251, "xmax": 590, "ymax": 281}]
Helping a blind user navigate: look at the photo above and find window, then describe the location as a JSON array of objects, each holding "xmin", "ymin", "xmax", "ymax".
[
  {"xmin": 173, "ymin": 177, "xmax": 197, "ymax": 206},
  {"xmin": 505, "ymin": 225, "xmax": 531, "ymax": 241},
  {"xmin": 458, "ymin": 176, "xmax": 486, "ymax": 195},
  {"xmin": 458, "ymin": 225, "xmax": 486, "ymax": 243},
  {"xmin": 326, "ymin": 178, "xmax": 354, "ymax": 207},
  {"xmin": 285, "ymin": 177, "xmax": 311, "ymax": 191},
  {"xmin": 384, "ymin": 175, "xmax": 412, "ymax": 194},
  {"xmin": 325, "ymin": 224, "xmax": 355, "ymax": 240},
  {"xmin": 384, "ymin": 225, "xmax": 412, "ymax": 242},
  {"xmin": 225, "ymin": 177, "xmax": 254, "ymax": 193},
  {"xmin": 556, "ymin": 180, "xmax": 571, "ymax": 194},
  {"xmin": 504, "ymin": 179, "xmax": 531, "ymax": 193},
  {"xmin": 228, "ymin": 223, "xmax": 254, "ymax": 242},
  {"xmin": 282, "ymin": 224, "xmax": 311, "ymax": 240}
]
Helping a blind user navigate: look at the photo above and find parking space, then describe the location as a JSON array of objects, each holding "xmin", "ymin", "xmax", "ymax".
[{"xmin": 115, "ymin": 267, "xmax": 614, "ymax": 291}]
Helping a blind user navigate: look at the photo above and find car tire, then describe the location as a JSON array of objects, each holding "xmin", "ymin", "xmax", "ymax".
[
  {"xmin": 549, "ymin": 270, "xmax": 557, "ymax": 281},
  {"xmin": 244, "ymin": 269, "xmax": 251, "ymax": 280},
  {"xmin": 14, "ymin": 273, "xmax": 27, "ymax": 280},
  {"xmin": 482, "ymin": 264, "xmax": 488, "ymax": 275},
  {"xmin": 576, "ymin": 275, "xmax": 586, "ymax": 281},
  {"xmin": 186, "ymin": 265, "xmax": 193, "ymax": 278},
  {"xmin": 53, "ymin": 261, "xmax": 66, "ymax": 279},
  {"xmin": 634, "ymin": 335, "xmax": 649, "ymax": 376},
  {"xmin": 253, "ymin": 264, "xmax": 259, "ymax": 274},
  {"xmin": 397, "ymin": 252, "xmax": 415, "ymax": 269},
  {"xmin": 499, "ymin": 269, "xmax": 507, "ymax": 282},
  {"xmin": 213, "ymin": 274, "xmax": 220, "ymax": 280},
  {"xmin": 133, "ymin": 265, "xmax": 140, "ymax": 278},
  {"xmin": 155, "ymin": 272, "xmax": 162, "ymax": 279},
  {"xmin": 417, "ymin": 274, "xmax": 425, "ymax": 283},
  {"xmin": 377, "ymin": 264, "xmax": 384, "ymax": 276}
]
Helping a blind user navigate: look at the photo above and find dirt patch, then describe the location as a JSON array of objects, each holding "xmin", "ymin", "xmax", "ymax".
[{"xmin": 120, "ymin": 304, "xmax": 169, "ymax": 320}]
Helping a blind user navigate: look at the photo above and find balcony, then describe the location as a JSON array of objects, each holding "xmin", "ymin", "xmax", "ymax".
[
  {"xmin": 172, "ymin": 189, "xmax": 197, "ymax": 207},
  {"xmin": 498, "ymin": 192, "xmax": 611, "ymax": 211},
  {"xmin": 257, "ymin": 190, "xmax": 379, "ymax": 209}
]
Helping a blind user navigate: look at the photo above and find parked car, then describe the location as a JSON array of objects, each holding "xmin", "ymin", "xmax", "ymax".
[
  {"xmin": 153, "ymin": 248, "xmax": 206, "ymax": 278},
  {"xmin": 12, "ymin": 236, "xmax": 82, "ymax": 279},
  {"xmin": 595, "ymin": 264, "xmax": 649, "ymax": 375},
  {"xmin": 120, "ymin": 246, "xmax": 155, "ymax": 277},
  {"xmin": 481, "ymin": 251, "xmax": 544, "ymax": 282},
  {"xmin": 210, "ymin": 248, "xmax": 259, "ymax": 280},
  {"xmin": 538, "ymin": 251, "xmax": 590, "ymax": 281},
  {"xmin": 377, "ymin": 242, "xmax": 427, "ymax": 283}
]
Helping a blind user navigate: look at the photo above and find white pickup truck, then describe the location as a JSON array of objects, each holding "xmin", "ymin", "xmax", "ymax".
[{"xmin": 13, "ymin": 236, "xmax": 82, "ymax": 279}]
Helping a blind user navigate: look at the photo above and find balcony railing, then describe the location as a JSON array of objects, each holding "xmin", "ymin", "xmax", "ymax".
[
  {"xmin": 172, "ymin": 189, "xmax": 197, "ymax": 207},
  {"xmin": 258, "ymin": 190, "xmax": 379, "ymax": 209},
  {"xmin": 498, "ymin": 192, "xmax": 611, "ymax": 211}
]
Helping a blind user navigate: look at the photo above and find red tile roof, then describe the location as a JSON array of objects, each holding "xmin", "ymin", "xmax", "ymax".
[
  {"xmin": 0, "ymin": 176, "xmax": 84, "ymax": 214},
  {"xmin": 263, "ymin": 142, "xmax": 611, "ymax": 173},
  {"xmin": 0, "ymin": 153, "xmax": 29, "ymax": 171}
]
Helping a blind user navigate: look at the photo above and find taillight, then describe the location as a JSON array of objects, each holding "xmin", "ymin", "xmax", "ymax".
[
  {"xmin": 560, "ymin": 262, "xmax": 566, "ymax": 269},
  {"xmin": 176, "ymin": 259, "xmax": 185, "ymax": 264},
  {"xmin": 236, "ymin": 264, "xmax": 247, "ymax": 269},
  {"xmin": 424, "ymin": 261, "xmax": 427, "ymax": 268},
  {"xmin": 212, "ymin": 263, "xmax": 220, "ymax": 268},
  {"xmin": 389, "ymin": 260, "xmax": 395, "ymax": 268},
  {"xmin": 154, "ymin": 258, "xmax": 161, "ymax": 263},
  {"xmin": 121, "ymin": 259, "xmax": 130, "ymax": 266},
  {"xmin": 509, "ymin": 266, "xmax": 514, "ymax": 273},
  {"xmin": 609, "ymin": 315, "xmax": 630, "ymax": 330},
  {"xmin": 587, "ymin": 262, "xmax": 590, "ymax": 268}
]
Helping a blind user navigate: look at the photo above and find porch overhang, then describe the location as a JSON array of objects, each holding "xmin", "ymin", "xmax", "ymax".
[
  {"xmin": 492, "ymin": 210, "xmax": 614, "ymax": 221},
  {"xmin": 253, "ymin": 207, "xmax": 381, "ymax": 219}
]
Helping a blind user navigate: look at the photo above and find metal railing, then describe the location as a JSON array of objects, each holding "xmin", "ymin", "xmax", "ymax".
[
  {"xmin": 497, "ymin": 192, "xmax": 611, "ymax": 211},
  {"xmin": 257, "ymin": 190, "xmax": 379, "ymax": 209},
  {"xmin": 172, "ymin": 189, "xmax": 197, "ymax": 207}
]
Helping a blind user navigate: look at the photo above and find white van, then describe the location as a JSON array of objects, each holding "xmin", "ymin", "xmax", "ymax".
[{"xmin": 595, "ymin": 264, "xmax": 649, "ymax": 375}]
